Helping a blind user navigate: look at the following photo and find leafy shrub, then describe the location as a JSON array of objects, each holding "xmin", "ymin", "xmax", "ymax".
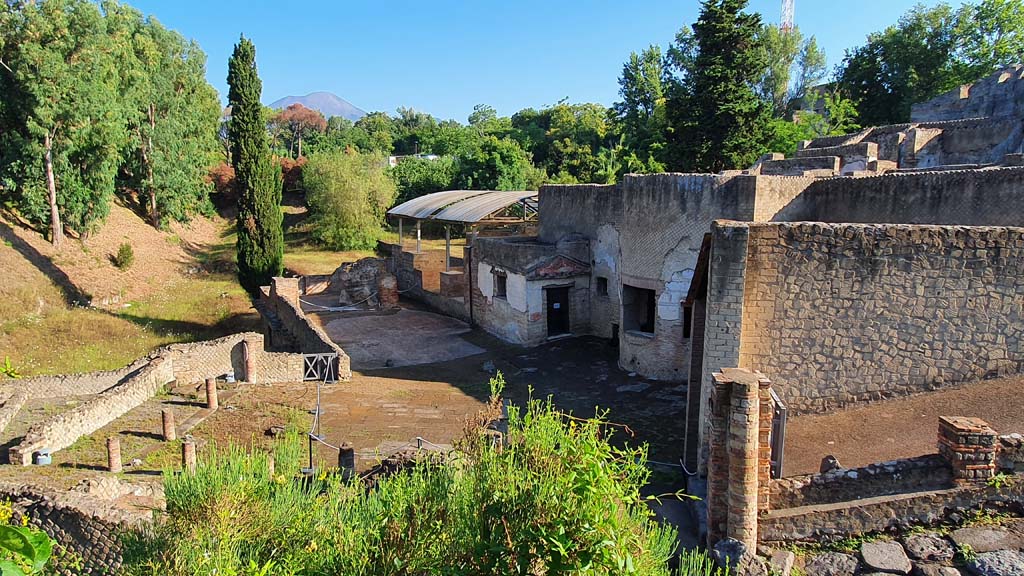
[
  {"xmin": 303, "ymin": 149, "xmax": 396, "ymax": 251},
  {"xmin": 122, "ymin": 377, "xmax": 719, "ymax": 575},
  {"xmin": 0, "ymin": 501, "xmax": 54, "ymax": 575},
  {"xmin": 113, "ymin": 242, "xmax": 134, "ymax": 270}
]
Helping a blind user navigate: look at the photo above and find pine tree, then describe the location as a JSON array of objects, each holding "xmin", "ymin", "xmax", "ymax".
[
  {"xmin": 227, "ymin": 36, "xmax": 282, "ymax": 295},
  {"xmin": 666, "ymin": 0, "xmax": 771, "ymax": 173}
]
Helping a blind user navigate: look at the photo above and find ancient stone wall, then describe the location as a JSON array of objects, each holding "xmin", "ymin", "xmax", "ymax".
[
  {"xmin": 0, "ymin": 481, "xmax": 151, "ymax": 575},
  {"xmin": 760, "ymin": 476, "xmax": 1024, "ymax": 542},
  {"xmin": 770, "ymin": 455, "xmax": 953, "ymax": 509},
  {"xmin": 772, "ymin": 167, "xmax": 1024, "ymax": 226},
  {"xmin": 911, "ymin": 65, "xmax": 1024, "ymax": 122},
  {"xmin": 737, "ymin": 222, "xmax": 1024, "ymax": 414},
  {"xmin": 8, "ymin": 331, "xmax": 306, "ymax": 465},
  {"xmin": 262, "ymin": 278, "xmax": 352, "ymax": 381},
  {"xmin": 10, "ymin": 358, "xmax": 152, "ymax": 400},
  {"xmin": 0, "ymin": 390, "xmax": 28, "ymax": 436}
]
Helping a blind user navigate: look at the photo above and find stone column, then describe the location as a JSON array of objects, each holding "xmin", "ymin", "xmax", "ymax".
[
  {"xmin": 205, "ymin": 378, "xmax": 219, "ymax": 411},
  {"xmin": 161, "ymin": 409, "xmax": 176, "ymax": 441},
  {"xmin": 938, "ymin": 416, "xmax": 997, "ymax": 484},
  {"xmin": 107, "ymin": 437, "xmax": 122, "ymax": 473},
  {"xmin": 182, "ymin": 440, "xmax": 197, "ymax": 474},
  {"xmin": 706, "ymin": 373, "xmax": 731, "ymax": 546},
  {"xmin": 378, "ymin": 274, "xmax": 399, "ymax": 308},
  {"xmin": 727, "ymin": 374, "xmax": 760, "ymax": 550}
]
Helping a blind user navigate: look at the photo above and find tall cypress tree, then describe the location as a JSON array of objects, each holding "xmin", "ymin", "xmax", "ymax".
[
  {"xmin": 666, "ymin": 0, "xmax": 771, "ymax": 173},
  {"xmin": 227, "ymin": 36, "xmax": 282, "ymax": 295}
]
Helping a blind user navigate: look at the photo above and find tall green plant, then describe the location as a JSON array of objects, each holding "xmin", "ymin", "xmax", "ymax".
[
  {"xmin": 227, "ymin": 36, "xmax": 282, "ymax": 295},
  {"xmin": 123, "ymin": 384, "xmax": 707, "ymax": 575}
]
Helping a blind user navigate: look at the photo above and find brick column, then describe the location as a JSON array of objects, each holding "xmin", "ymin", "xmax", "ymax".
[
  {"xmin": 757, "ymin": 377, "xmax": 773, "ymax": 513},
  {"xmin": 727, "ymin": 375, "xmax": 760, "ymax": 550},
  {"xmin": 243, "ymin": 338, "xmax": 259, "ymax": 383},
  {"xmin": 106, "ymin": 437, "xmax": 122, "ymax": 473},
  {"xmin": 938, "ymin": 416, "xmax": 997, "ymax": 484},
  {"xmin": 161, "ymin": 409, "xmax": 176, "ymax": 441},
  {"xmin": 706, "ymin": 374, "xmax": 731, "ymax": 546},
  {"xmin": 205, "ymin": 378, "xmax": 219, "ymax": 411}
]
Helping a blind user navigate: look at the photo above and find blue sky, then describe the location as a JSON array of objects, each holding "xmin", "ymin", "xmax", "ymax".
[{"xmin": 125, "ymin": 0, "xmax": 948, "ymax": 122}]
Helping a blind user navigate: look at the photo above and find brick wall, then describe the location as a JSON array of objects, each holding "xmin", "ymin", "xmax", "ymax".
[
  {"xmin": 734, "ymin": 222, "xmax": 1024, "ymax": 414},
  {"xmin": 7, "ymin": 357, "xmax": 152, "ymax": 400},
  {"xmin": 263, "ymin": 278, "xmax": 352, "ymax": 381}
]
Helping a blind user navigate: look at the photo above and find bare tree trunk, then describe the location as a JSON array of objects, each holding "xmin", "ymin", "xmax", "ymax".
[
  {"xmin": 44, "ymin": 132, "xmax": 63, "ymax": 248},
  {"xmin": 147, "ymin": 103, "xmax": 158, "ymax": 226},
  {"xmin": 297, "ymin": 134, "xmax": 302, "ymax": 158}
]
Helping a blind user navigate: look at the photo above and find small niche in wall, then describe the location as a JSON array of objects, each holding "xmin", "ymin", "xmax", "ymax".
[
  {"xmin": 596, "ymin": 276, "xmax": 608, "ymax": 296},
  {"xmin": 493, "ymin": 270, "xmax": 507, "ymax": 299},
  {"xmin": 622, "ymin": 284, "xmax": 656, "ymax": 335},
  {"xmin": 683, "ymin": 303, "xmax": 693, "ymax": 339}
]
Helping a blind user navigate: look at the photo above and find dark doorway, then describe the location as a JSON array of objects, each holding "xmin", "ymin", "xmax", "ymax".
[{"xmin": 546, "ymin": 287, "xmax": 571, "ymax": 337}]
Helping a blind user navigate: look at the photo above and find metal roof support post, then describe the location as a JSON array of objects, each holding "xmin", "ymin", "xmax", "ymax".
[
  {"xmin": 445, "ymin": 225, "xmax": 451, "ymax": 272},
  {"xmin": 398, "ymin": 218, "xmax": 403, "ymax": 251},
  {"xmin": 416, "ymin": 220, "xmax": 422, "ymax": 253}
]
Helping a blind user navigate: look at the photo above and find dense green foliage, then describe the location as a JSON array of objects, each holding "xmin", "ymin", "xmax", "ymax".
[
  {"xmin": 228, "ymin": 36, "xmax": 283, "ymax": 295},
  {"xmin": 666, "ymin": 0, "xmax": 772, "ymax": 172},
  {"xmin": 122, "ymin": 380, "xmax": 726, "ymax": 576},
  {"xmin": 837, "ymin": 0, "xmax": 1024, "ymax": 125},
  {"xmin": 303, "ymin": 150, "xmax": 397, "ymax": 250},
  {"xmin": 0, "ymin": 0, "xmax": 220, "ymax": 242}
]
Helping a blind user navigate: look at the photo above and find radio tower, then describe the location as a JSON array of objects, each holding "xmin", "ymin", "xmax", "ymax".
[{"xmin": 781, "ymin": 0, "xmax": 795, "ymax": 33}]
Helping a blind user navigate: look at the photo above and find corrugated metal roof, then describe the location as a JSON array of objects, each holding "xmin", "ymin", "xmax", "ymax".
[
  {"xmin": 387, "ymin": 190, "xmax": 489, "ymax": 220},
  {"xmin": 387, "ymin": 190, "xmax": 538, "ymax": 224}
]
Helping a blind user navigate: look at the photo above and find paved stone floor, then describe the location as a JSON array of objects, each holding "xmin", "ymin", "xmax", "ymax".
[{"xmin": 784, "ymin": 375, "xmax": 1024, "ymax": 476}]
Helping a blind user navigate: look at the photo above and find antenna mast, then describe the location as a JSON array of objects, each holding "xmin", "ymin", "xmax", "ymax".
[{"xmin": 781, "ymin": 0, "xmax": 795, "ymax": 33}]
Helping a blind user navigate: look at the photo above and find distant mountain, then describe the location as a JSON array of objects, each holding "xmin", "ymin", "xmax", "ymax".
[{"xmin": 269, "ymin": 92, "xmax": 366, "ymax": 121}]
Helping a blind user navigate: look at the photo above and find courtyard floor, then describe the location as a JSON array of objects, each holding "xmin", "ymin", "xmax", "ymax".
[{"xmin": 784, "ymin": 375, "xmax": 1024, "ymax": 476}]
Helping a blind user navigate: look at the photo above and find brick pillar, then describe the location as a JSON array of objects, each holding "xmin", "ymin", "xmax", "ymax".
[
  {"xmin": 757, "ymin": 377, "xmax": 773, "ymax": 513},
  {"xmin": 182, "ymin": 440, "xmax": 197, "ymax": 474},
  {"xmin": 243, "ymin": 338, "xmax": 258, "ymax": 383},
  {"xmin": 706, "ymin": 374, "xmax": 731, "ymax": 546},
  {"xmin": 727, "ymin": 376, "xmax": 760, "ymax": 550},
  {"xmin": 161, "ymin": 409, "xmax": 176, "ymax": 441},
  {"xmin": 205, "ymin": 378, "xmax": 219, "ymax": 411},
  {"xmin": 938, "ymin": 416, "xmax": 997, "ymax": 484},
  {"xmin": 378, "ymin": 274, "xmax": 399, "ymax": 308},
  {"xmin": 271, "ymin": 277, "xmax": 301, "ymax": 308},
  {"xmin": 106, "ymin": 437, "xmax": 122, "ymax": 473}
]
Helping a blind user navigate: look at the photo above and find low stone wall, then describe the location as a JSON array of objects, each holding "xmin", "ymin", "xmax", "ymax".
[
  {"xmin": 10, "ymin": 356, "xmax": 175, "ymax": 466},
  {"xmin": 0, "ymin": 390, "xmax": 28, "ymax": 436},
  {"xmin": 760, "ymin": 474, "xmax": 1024, "ymax": 542},
  {"xmin": 771, "ymin": 455, "xmax": 953, "ymax": 509},
  {"xmin": 261, "ymin": 278, "xmax": 352, "ymax": 380},
  {"xmin": 1001, "ymin": 434, "xmax": 1024, "ymax": 472},
  {"xmin": 0, "ymin": 481, "xmax": 151, "ymax": 575},
  {"xmin": 8, "ymin": 357, "xmax": 151, "ymax": 400},
  {"xmin": 8, "ymin": 332, "xmax": 306, "ymax": 465}
]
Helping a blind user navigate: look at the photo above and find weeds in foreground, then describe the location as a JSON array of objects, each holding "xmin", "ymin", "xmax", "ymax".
[{"xmin": 122, "ymin": 376, "xmax": 725, "ymax": 576}]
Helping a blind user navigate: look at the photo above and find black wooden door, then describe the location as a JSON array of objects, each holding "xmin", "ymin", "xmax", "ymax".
[{"xmin": 546, "ymin": 287, "xmax": 570, "ymax": 336}]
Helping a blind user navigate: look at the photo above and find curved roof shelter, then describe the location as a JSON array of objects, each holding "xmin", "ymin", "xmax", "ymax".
[{"xmin": 387, "ymin": 189, "xmax": 538, "ymax": 225}]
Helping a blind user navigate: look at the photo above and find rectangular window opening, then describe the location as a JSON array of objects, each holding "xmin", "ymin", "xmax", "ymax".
[
  {"xmin": 596, "ymin": 276, "xmax": 608, "ymax": 296},
  {"xmin": 493, "ymin": 270, "xmax": 507, "ymax": 299},
  {"xmin": 683, "ymin": 303, "xmax": 693, "ymax": 339},
  {"xmin": 622, "ymin": 284, "xmax": 656, "ymax": 334}
]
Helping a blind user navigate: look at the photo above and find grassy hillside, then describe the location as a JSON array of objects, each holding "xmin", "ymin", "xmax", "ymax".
[{"xmin": 0, "ymin": 199, "xmax": 371, "ymax": 378}]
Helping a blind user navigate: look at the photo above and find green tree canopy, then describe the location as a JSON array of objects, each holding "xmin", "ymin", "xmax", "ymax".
[
  {"xmin": 665, "ymin": 0, "xmax": 772, "ymax": 172},
  {"xmin": 227, "ymin": 35, "xmax": 282, "ymax": 295},
  {"xmin": 303, "ymin": 150, "xmax": 397, "ymax": 250}
]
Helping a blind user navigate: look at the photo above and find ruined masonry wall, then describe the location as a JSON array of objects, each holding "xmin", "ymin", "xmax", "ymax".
[
  {"xmin": 9, "ymin": 332, "xmax": 307, "ymax": 465},
  {"xmin": 739, "ymin": 222, "xmax": 1024, "ymax": 414},
  {"xmin": 0, "ymin": 481, "xmax": 150, "ymax": 575},
  {"xmin": 773, "ymin": 167, "xmax": 1024, "ymax": 226},
  {"xmin": 265, "ymin": 279, "xmax": 352, "ymax": 381},
  {"xmin": 12, "ymin": 358, "xmax": 152, "ymax": 400}
]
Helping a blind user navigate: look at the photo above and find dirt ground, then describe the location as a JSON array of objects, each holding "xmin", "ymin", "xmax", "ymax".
[{"xmin": 784, "ymin": 376, "xmax": 1024, "ymax": 476}]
